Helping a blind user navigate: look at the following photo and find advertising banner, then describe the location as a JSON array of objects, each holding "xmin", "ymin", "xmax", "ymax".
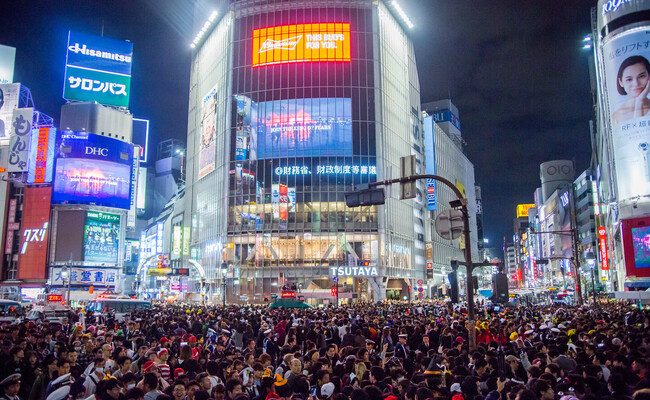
[
  {"xmin": 198, "ymin": 85, "xmax": 217, "ymax": 180},
  {"xmin": 7, "ymin": 108, "xmax": 33, "ymax": 172},
  {"xmin": 516, "ymin": 204, "xmax": 535, "ymax": 218},
  {"xmin": 0, "ymin": 45, "xmax": 15, "ymax": 84},
  {"xmin": 622, "ymin": 216, "xmax": 650, "ymax": 278},
  {"xmin": 64, "ymin": 31, "xmax": 133, "ymax": 107},
  {"xmin": 17, "ymin": 187, "xmax": 52, "ymax": 280},
  {"xmin": 0, "ymin": 83, "xmax": 20, "ymax": 139},
  {"xmin": 602, "ymin": 28, "xmax": 650, "ymax": 202},
  {"xmin": 127, "ymin": 145, "xmax": 139, "ymax": 227},
  {"xmin": 252, "ymin": 23, "xmax": 351, "ymax": 67},
  {"xmin": 234, "ymin": 95, "xmax": 257, "ymax": 161},
  {"xmin": 27, "ymin": 127, "xmax": 56, "ymax": 184},
  {"xmin": 598, "ymin": 226, "xmax": 609, "ymax": 274},
  {"xmin": 256, "ymin": 98, "xmax": 353, "ymax": 159},
  {"xmin": 132, "ymin": 118, "xmax": 149, "ymax": 163},
  {"xmin": 52, "ymin": 132, "xmax": 134, "ymax": 209},
  {"xmin": 83, "ymin": 211, "xmax": 120, "ymax": 264},
  {"xmin": 63, "ymin": 67, "xmax": 131, "ymax": 108},
  {"xmin": 136, "ymin": 167, "xmax": 147, "ymax": 210},
  {"xmin": 50, "ymin": 266, "xmax": 118, "ymax": 287},
  {"xmin": 423, "ymin": 116, "xmax": 437, "ymax": 211}
]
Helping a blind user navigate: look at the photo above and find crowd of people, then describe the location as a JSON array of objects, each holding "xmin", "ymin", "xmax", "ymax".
[{"xmin": 0, "ymin": 300, "xmax": 648, "ymax": 400}]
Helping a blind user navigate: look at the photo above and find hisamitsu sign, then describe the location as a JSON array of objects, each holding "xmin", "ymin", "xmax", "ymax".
[
  {"xmin": 252, "ymin": 23, "xmax": 351, "ymax": 67},
  {"xmin": 63, "ymin": 31, "xmax": 133, "ymax": 107}
]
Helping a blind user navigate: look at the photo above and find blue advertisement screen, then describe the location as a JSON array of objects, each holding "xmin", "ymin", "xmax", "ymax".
[
  {"xmin": 632, "ymin": 226, "xmax": 650, "ymax": 268},
  {"xmin": 66, "ymin": 31, "xmax": 133, "ymax": 76},
  {"xmin": 52, "ymin": 133, "xmax": 134, "ymax": 209},
  {"xmin": 256, "ymin": 98, "xmax": 352, "ymax": 159}
]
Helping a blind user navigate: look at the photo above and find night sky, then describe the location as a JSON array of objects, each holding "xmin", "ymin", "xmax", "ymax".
[{"xmin": 0, "ymin": 1, "xmax": 594, "ymax": 256}]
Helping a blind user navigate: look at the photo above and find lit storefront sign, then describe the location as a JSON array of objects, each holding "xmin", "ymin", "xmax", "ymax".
[
  {"xmin": 274, "ymin": 164, "xmax": 377, "ymax": 176},
  {"xmin": 329, "ymin": 266, "xmax": 378, "ymax": 277},
  {"xmin": 598, "ymin": 226, "xmax": 609, "ymax": 276},
  {"xmin": 252, "ymin": 23, "xmax": 351, "ymax": 67},
  {"xmin": 516, "ymin": 204, "xmax": 535, "ymax": 218},
  {"xmin": 50, "ymin": 267, "xmax": 118, "ymax": 287}
]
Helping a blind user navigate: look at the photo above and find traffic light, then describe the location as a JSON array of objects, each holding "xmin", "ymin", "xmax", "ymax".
[
  {"xmin": 345, "ymin": 188, "xmax": 385, "ymax": 207},
  {"xmin": 448, "ymin": 270, "xmax": 459, "ymax": 303},
  {"xmin": 357, "ymin": 260, "xmax": 370, "ymax": 267}
]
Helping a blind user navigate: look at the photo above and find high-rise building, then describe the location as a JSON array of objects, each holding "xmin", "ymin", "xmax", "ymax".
[
  {"xmin": 184, "ymin": 0, "xmax": 423, "ymax": 302},
  {"xmin": 590, "ymin": 0, "xmax": 650, "ymax": 290}
]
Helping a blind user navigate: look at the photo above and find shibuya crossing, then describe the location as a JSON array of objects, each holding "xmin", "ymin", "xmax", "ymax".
[{"xmin": 183, "ymin": 0, "xmax": 430, "ymax": 303}]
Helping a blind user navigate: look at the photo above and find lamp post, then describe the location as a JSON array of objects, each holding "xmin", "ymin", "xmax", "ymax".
[
  {"xmin": 61, "ymin": 262, "xmax": 72, "ymax": 305},
  {"xmin": 220, "ymin": 262, "xmax": 228, "ymax": 307},
  {"xmin": 585, "ymin": 251, "xmax": 597, "ymax": 305}
]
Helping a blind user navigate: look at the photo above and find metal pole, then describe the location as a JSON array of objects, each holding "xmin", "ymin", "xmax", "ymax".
[
  {"xmin": 222, "ymin": 278, "xmax": 226, "ymax": 307},
  {"xmin": 591, "ymin": 266, "xmax": 597, "ymax": 304},
  {"xmin": 461, "ymin": 206, "xmax": 476, "ymax": 350}
]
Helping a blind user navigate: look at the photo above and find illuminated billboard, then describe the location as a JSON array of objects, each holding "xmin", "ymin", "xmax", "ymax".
[
  {"xmin": 199, "ymin": 85, "xmax": 217, "ymax": 179},
  {"xmin": 0, "ymin": 45, "xmax": 15, "ymax": 84},
  {"xmin": 63, "ymin": 31, "xmax": 133, "ymax": 107},
  {"xmin": 252, "ymin": 23, "xmax": 351, "ymax": 67},
  {"xmin": 52, "ymin": 132, "xmax": 134, "ymax": 209},
  {"xmin": 516, "ymin": 204, "xmax": 535, "ymax": 218},
  {"xmin": 27, "ymin": 127, "xmax": 56, "ymax": 184},
  {"xmin": 83, "ymin": 211, "xmax": 120, "ymax": 264},
  {"xmin": 423, "ymin": 116, "xmax": 437, "ymax": 211},
  {"xmin": 17, "ymin": 187, "xmax": 52, "ymax": 281},
  {"xmin": 0, "ymin": 83, "xmax": 20, "ymax": 139},
  {"xmin": 602, "ymin": 29, "xmax": 650, "ymax": 203},
  {"xmin": 256, "ymin": 98, "xmax": 352, "ymax": 159}
]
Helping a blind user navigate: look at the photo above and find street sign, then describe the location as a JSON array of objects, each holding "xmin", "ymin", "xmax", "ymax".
[
  {"xmin": 417, "ymin": 287, "xmax": 424, "ymax": 293},
  {"xmin": 417, "ymin": 279, "xmax": 424, "ymax": 285},
  {"xmin": 435, "ymin": 209, "xmax": 464, "ymax": 240},
  {"xmin": 417, "ymin": 292, "xmax": 424, "ymax": 299}
]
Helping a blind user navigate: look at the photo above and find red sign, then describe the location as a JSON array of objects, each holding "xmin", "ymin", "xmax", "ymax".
[
  {"xmin": 330, "ymin": 285, "xmax": 338, "ymax": 297},
  {"xmin": 17, "ymin": 187, "xmax": 52, "ymax": 281},
  {"xmin": 280, "ymin": 290, "xmax": 297, "ymax": 299},
  {"xmin": 46, "ymin": 294, "xmax": 63, "ymax": 303},
  {"xmin": 32, "ymin": 127, "xmax": 53, "ymax": 183},
  {"xmin": 598, "ymin": 226, "xmax": 609, "ymax": 271},
  {"xmin": 426, "ymin": 261, "xmax": 433, "ymax": 269}
]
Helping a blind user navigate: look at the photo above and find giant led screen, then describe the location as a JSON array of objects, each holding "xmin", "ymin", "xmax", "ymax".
[
  {"xmin": 632, "ymin": 225, "xmax": 650, "ymax": 268},
  {"xmin": 256, "ymin": 97, "xmax": 352, "ymax": 159},
  {"xmin": 83, "ymin": 211, "xmax": 120, "ymax": 263},
  {"xmin": 52, "ymin": 132, "xmax": 134, "ymax": 209}
]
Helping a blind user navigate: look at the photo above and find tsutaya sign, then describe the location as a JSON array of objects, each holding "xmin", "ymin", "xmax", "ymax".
[{"xmin": 330, "ymin": 266, "xmax": 378, "ymax": 277}]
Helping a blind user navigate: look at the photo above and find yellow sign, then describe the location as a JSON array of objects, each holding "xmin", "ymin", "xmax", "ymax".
[
  {"xmin": 252, "ymin": 23, "xmax": 351, "ymax": 67},
  {"xmin": 455, "ymin": 180, "xmax": 466, "ymax": 198},
  {"xmin": 516, "ymin": 204, "xmax": 535, "ymax": 218}
]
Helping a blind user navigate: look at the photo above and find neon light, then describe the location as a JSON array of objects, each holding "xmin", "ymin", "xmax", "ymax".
[
  {"xmin": 252, "ymin": 23, "xmax": 351, "ymax": 67},
  {"xmin": 598, "ymin": 226, "xmax": 609, "ymax": 271},
  {"xmin": 273, "ymin": 165, "xmax": 377, "ymax": 176}
]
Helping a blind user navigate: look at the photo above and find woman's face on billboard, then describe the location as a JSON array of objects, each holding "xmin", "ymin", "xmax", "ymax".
[{"xmin": 620, "ymin": 62, "xmax": 649, "ymax": 97}]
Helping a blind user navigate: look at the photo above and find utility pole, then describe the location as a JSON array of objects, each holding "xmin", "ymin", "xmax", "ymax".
[{"xmin": 345, "ymin": 167, "xmax": 476, "ymax": 349}]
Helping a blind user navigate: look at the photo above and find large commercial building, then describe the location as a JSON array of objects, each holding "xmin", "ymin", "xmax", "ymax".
[
  {"xmin": 590, "ymin": 0, "xmax": 650, "ymax": 290},
  {"xmin": 184, "ymin": 0, "xmax": 427, "ymax": 303}
]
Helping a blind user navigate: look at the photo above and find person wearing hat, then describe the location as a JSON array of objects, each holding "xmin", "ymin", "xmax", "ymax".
[
  {"xmin": 394, "ymin": 334, "xmax": 410, "ymax": 359},
  {"xmin": 155, "ymin": 349, "xmax": 170, "ymax": 382},
  {"xmin": 505, "ymin": 355, "xmax": 526, "ymax": 383},
  {"xmin": 319, "ymin": 382, "xmax": 334, "ymax": 400},
  {"xmin": 0, "ymin": 374, "xmax": 21, "ymax": 400}
]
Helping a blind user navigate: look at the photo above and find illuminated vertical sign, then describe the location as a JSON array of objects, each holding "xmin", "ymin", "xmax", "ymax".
[
  {"xmin": 423, "ymin": 116, "xmax": 437, "ymax": 211},
  {"xmin": 7, "ymin": 108, "xmax": 33, "ymax": 172},
  {"xmin": 156, "ymin": 222, "xmax": 164, "ymax": 254},
  {"xmin": 27, "ymin": 127, "xmax": 56, "ymax": 184},
  {"xmin": 17, "ymin": 187, "xmax": 52, "ymax": 280},
  {"xmin": 598, "ymin": 226, "xmax": 609, "ymax": 272},
  {"xmin": 516, "ymin": 204, "xmax": 535, "ymax": 218},
  {"xmin": 252, "ymin": 23, "xmax": 351, "ymax": 67}
]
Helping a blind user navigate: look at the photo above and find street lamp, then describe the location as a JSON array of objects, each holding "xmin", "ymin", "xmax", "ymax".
[
  {"xmin": 585, "ymin": 251, "xmax": 597, "ymax": 304},
  {"xmin": 61, "ymin": 263, "xmax": 71, "ymax": 305},
  {"xmin": 220, "ymin": 262, "xmax": 228, "ymax": 307}
]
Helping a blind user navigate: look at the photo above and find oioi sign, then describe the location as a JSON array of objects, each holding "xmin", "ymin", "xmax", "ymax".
[{"xmin": 63, "ymin": 31, "xmax": 133, "ymax": 108}]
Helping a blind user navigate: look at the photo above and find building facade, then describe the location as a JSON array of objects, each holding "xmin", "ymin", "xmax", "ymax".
[
  {"xmin": 591, "ymin": 0, "xmax": 650, "ymax": 290},
  {"xmin": 185, "ymin": 0, "xmax": 424, "ymax": 303}
]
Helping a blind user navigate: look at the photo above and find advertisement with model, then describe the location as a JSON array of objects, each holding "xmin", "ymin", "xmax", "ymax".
[
  {"xmin": 83, "ymin": 210, "xmax": 120, "ymax": 264},
  {"xmin": 602, "ymin": 28, "xmax": 650, "ymax": 203},
  {"xmin": 199, "ymin": 85, "xmax": 218, "ymax": 179},
  {"xmin": 52, "ymin": 132, "xmax": 134, "ymax": 209}
]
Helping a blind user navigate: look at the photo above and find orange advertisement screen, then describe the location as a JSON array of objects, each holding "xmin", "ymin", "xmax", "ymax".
[{"xmin": 252, "ymin": 23, "xmax": 351, "ymax": 67}]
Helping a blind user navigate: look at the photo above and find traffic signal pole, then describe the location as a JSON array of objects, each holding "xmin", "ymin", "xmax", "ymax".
[{"xmin": 350, "ymin": 173, "xmax": 477, "ymax": 350}]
